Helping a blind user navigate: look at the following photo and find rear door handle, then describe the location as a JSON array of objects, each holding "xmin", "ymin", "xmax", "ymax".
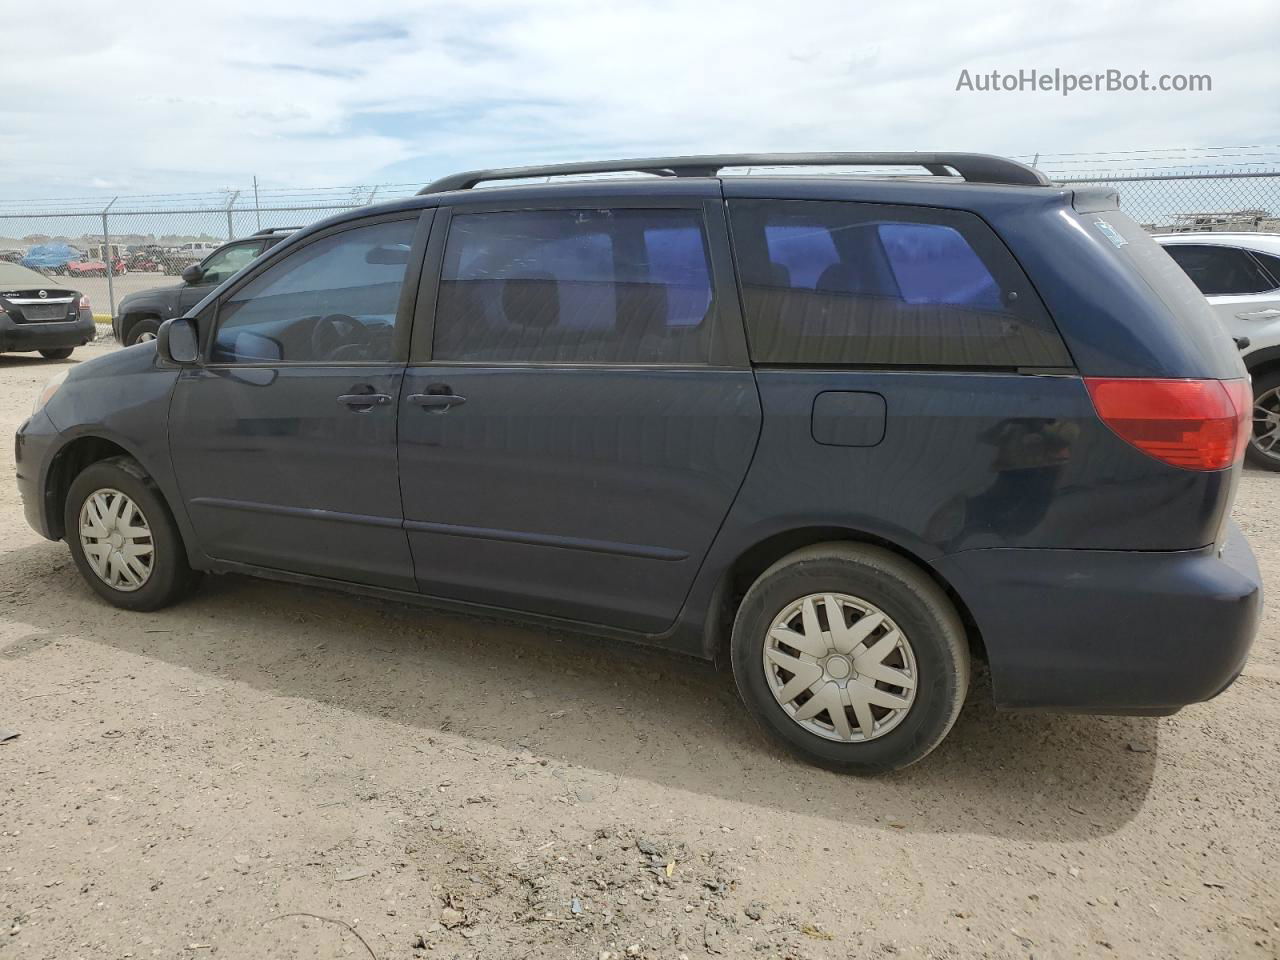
[
  {"xmin": 408, "ymin": 392, "xmax": 467, "ymax": 411},
  {"xmin": 337, "ymin": 392, "xmax": 392, "ymax": 410},
  {"xmin": 1236, "ymin": 308, "xmax": 1280, "ymax": 321}
]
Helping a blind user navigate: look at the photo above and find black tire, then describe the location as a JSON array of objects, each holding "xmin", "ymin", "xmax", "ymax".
[
  {"xmin": 39, "ymin": 348, "xmax": 73, "ymax": 360},
  {"xmin": 731, "ymin": 543, "xmax": 970, "ymax": 774},
  {"xmin": 64, "ymin": 456, "xmax": 199, "ymax": 611},
  {"xmin": 124, "ymin": 317, "xmax": 161, "ymax": 346},
  {"xmin": 1245, "ymin": 369, "xmax": 1280, "ymax": 472}
]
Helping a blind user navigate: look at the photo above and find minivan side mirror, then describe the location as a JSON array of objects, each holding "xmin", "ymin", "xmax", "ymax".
[
  {"xmin": 157, "ymin": 317, "xmax": 199, "ymax": 364},
  {"xmin": 181, "ymin": 264, "xmax": 204, "ymax": 284}
]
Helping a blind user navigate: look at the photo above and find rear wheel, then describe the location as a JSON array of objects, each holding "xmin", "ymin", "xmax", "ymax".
[
  {"xmin": 1247, "ymin": 369, "xmax": 1280, "ymax": 472},
  {"xmin": 39, "ymin": 348, "xmax": 73, "ymax": 360},
  {"xmin": 124, "ymin": 317, "xmax": 161, "ymax": 346},
  {"xmin": 64, "ymin": 457, "xmax": 199, "ymax": 611},
  {"xmin": 731, "ymin": 543, "xmax": 970, "ymax": 774}
]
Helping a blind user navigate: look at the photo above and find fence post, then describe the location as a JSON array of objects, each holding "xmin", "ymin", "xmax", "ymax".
[
  {"xmin": 102, "ymin": 196, "xmax": 119, "ymax": 320},
  {"xmin": 367, "ymin": 185, "xmax": 380, "ymax": 205},
  {"xmin": 225, "ymin": 190, "xmax": 240, "ymax": 240}
]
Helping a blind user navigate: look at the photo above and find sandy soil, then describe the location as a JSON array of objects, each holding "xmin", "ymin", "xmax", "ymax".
[{"xmin": 2, "ymin": 340, "xmax": 1277, "ymax": 960}]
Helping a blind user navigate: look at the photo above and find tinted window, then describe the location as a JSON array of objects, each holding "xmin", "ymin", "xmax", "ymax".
[
  {"xmin": 729, "ymin": 200, "xmax": 1070, "ymax": 367},
  {"xmin": 1163, "ymin": 244, "xmax": 1277, "ymax": 296},
  {"xmin": 1243, "ymin": 249, "xmax": 1280, "ymax": 290},
  {"xmin": 200, "ymin": 241, "xmax": 264, "ymax": 285},
  {"xmin": 433, "ymin": 209, "xmax": 715, "ymax": 364},
  {"xmin": 212, "ymin": 219, "xmax": 415, "ymax": 363}
]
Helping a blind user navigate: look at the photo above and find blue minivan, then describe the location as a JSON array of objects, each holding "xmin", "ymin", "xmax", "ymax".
[{"xmin": 14, "ymin": 154, "xmax": 1262, "ymax": 772}]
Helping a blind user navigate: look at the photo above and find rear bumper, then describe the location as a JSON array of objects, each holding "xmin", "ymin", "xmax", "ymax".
[
  {"xmin": 0, "ymin": 312, "xmax": 95, "ymax": 352},
  {"xmin": 933, "ymin": 522, "xmax": 1261, "ymax": 713}
]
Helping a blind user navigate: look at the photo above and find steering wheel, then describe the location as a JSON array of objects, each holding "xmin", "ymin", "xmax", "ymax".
[{"xmin": 309, "ymin": 313, "xmax": 370, "ymax": 361}]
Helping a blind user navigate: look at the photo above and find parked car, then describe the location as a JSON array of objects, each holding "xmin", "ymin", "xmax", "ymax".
[
  {"xmin": 1155, "ymin": 232, "xmax": 1280, "ymax": 470},
  {"xmin": 0, "ymin": 249, "xmax": 24, "ymax": 263},
  {"xmin": 66, "ymin": 252, "xmax": 128, "ymax": 278},
  {"xmin": 0, "ymin": 261, "xmax": 95, "ymax": 359},
  {"xmin": 125, "ymin": 246, "xmax": 168, "ymax": 273},
  {"xmin": 21, "ymin": 243, "xmax": 81, "ymax": 275},
  {"xmin": 16, "ymin": 153, "xmax": 1261, "ymax": 773},
  {"xmin": 112, "ymin": 228, "xmax": 294, "ymax": 345}
]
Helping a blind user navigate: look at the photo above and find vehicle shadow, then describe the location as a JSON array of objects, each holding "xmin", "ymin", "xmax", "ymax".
[
  {"xmin": 3, "ymin": 540, "xmax": 1157, "ymax": 841},
  {"xmin": 0, "ymin": 353, "xmax": 83, "ymax": 368}
]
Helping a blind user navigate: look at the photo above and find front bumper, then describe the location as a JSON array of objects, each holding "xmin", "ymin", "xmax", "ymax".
[
  {"xmin": 15, "ymin": 409, "xmax": 60, "ymax": 540},
  {"xmin": 933, "ymin": 522, "xmax": 1261, "ymax": 713},
  {"xmin": 0, "ymin": 311, "xmax": 95, "ymax": 353}
]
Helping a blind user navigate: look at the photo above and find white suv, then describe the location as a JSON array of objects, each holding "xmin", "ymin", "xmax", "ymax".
[{"xmin": 1155, "ymin": 232, "xmax": 1280, "ymax": 470}]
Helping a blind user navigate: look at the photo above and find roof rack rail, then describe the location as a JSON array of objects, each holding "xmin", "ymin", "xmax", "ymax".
[
  {"xmin": 417, "ymin": 152, "xmax": 1049, "ymax": 194},
  {"xmin": 250, "ymin": 226, "xmax": 300, "ymax": 236}
]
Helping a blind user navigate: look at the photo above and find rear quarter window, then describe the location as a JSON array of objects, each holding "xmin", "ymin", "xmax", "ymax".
[
  {"xmin": 728, "ymin": 200, "xmax": 1071, "ymax": 368},
  {"xmin": 1079, "ymin": 212, "xmax": 1244, "ymax": 378}
]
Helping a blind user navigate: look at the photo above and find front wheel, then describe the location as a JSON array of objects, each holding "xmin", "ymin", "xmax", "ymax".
[
  {"xmin": 64, "ymin": 456, "xmax": 199, "ymax": 611},
  {"xmin": 39, "ymin": 348, "xmax": 73, "ymax": 360},
  {"xmin": 1247, "ymin": 369, "xmax": 1280, "ymax": 472},
  {"xmin": 731, "ymin": 543, "xmax": 970, "ymax": 774},
  {"xmin": 124, "ymin": 318, "xmax": 161, "ymax": 346}
]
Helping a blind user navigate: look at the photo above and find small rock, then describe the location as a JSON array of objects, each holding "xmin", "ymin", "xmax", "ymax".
[
  {"xmin": 626, "ymin": 945, "xmax": 642, "ymax": 957},
  {"xmin": 571, "ymin": 897, "xmax": 583, "ymax": 916},
  {"xmin": 439, "ymin": 907, "xmax": 465, "ymax": 928},
  {"xmin": 636, "ymin": 838, "xmax": 663, "ymax": 858},
  {"xmin": 1127, "ymin": 742, "xmax": 1151, "ymax": 753},
  {"xmin": 745, "ymin": 901, "xmax": 766, "ymax": 921},
  {"xmin": 704, "ymin": 921, "xmax": 725, "ymax": 955},
  {"xmin": 1068, "ymin": 867, "xmax": 1081, "ymax": 879}
]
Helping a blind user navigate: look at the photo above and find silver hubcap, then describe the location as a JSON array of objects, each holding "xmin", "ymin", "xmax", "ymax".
[
  {"xmin": 79, "ymin": 488, "xmax": 154, "ymax": 592},
  {"xmin": 1254, "ymin": 387, "xmax": 1280, "ymax": 462},
  {"xmin": 136, "ymin": 331, "xmax": 157, "ymax": 343},
  {"xmin": 763, "ymin": 593, "xmax": 917, "ymax": 743}
]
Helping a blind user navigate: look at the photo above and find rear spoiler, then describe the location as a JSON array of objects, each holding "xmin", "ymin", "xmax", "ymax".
[{"xmin": 1070, "ymin": 187, "xmax": 1120, "ymax": 214}]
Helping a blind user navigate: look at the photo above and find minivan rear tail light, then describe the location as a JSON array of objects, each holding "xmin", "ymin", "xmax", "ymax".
[
  {"xmin": 1084, "ymin": 377, "xmax": 1249, "ymax": 471},
  {"xmin": 78, "ymin": 295, "xmax": 91, "ymax": 312}
]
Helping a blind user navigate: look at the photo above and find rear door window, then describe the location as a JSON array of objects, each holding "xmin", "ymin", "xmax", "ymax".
[
  {"xmin": 432, "ymin": 208, "xmax": 716, "ymax": 364},
  {"xmin": 1248, "ymin": 250, "xmax": 1280, "ymax": 289},
  {"xmin": 1163, "ymin": 244, "xmax": 1278, "ymax": 296},
  {"xmin": 727, "ymin": 200, "xmax": 1070, "ymax": 367}
]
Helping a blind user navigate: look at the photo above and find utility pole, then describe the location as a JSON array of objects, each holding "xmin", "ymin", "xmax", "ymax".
[{"xmin": 253, "ymin": 176, "xmax": 261, "ymax": 230}]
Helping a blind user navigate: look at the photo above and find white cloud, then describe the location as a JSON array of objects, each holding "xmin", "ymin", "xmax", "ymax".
[{"xmin": 0, "ymin": 0, "xmax": 1277, "ymax": 199}]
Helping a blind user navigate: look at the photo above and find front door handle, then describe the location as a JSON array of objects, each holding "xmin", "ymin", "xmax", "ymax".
[
  {"xmin": 337, "ymin": 392, "xmax": 392, "ymax": 410},
  {"xmin": 1236, "ymin": 308, "xmax": 1280, "ymax": 321},
  {"xmin": 407, "ymin": 392, "xmax": 467, "ymax": 412}
]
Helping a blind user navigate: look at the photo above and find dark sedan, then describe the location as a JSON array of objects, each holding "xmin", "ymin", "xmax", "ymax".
[{"xmin": 0, "ymin": 262, "xmax": 95, "ymax": 359}]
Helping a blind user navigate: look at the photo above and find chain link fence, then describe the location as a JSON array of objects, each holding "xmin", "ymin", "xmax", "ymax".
[
  {"xmin": 1053, "ymin": 170, "xmax": 1280, "ymax": 233},
  {"xmin": 0, "ymin": 184, "xmax": 424, "ymax": 320},
  {"xmin": 3, "ymin": 169, "xmax": 1279, "ymax": 319}
]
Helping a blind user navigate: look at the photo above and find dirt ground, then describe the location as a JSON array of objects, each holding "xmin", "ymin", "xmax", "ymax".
[{"xmin": 2, "ymin": 340, "xmax": 1278, "ymax": 960}]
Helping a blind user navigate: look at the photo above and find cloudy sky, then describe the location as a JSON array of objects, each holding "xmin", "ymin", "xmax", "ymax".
[{"xmin": 1, "ymin": 0, "xmax": 1277, "ymax": 200}]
